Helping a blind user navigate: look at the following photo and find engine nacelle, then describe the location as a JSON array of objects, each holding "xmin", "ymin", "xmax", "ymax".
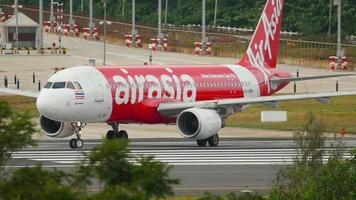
[
  {"xmin": 39, "ymin": 115, "xmax": 75, "ymax": 138},
  {"xmin": 177, "ymin": 108, "xmax": 222, "ymax": 140}
]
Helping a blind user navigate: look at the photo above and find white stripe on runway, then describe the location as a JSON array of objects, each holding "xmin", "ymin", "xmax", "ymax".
[{"xmin": 11, "ymin": 148, "xmax": 351, "ymax": 166}]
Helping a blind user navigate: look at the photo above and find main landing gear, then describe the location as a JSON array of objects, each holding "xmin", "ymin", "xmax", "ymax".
[
  {"xmin": 196, "ymin": 134, "xmax": 219, "ymax": 147},
  {"xmin": 69, "ymin": 122, "xmax": 86, "ymax": 149},
  {"xmin": 106, "ymin": 123, "xmax": 128, "ymax": 140}
]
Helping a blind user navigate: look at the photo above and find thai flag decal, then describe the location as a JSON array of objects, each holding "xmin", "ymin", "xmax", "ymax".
[{"xmin": 75, "ymin": 90, "xmax": 85, "ymax": 99}]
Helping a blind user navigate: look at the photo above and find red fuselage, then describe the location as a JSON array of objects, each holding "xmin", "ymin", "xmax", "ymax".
[{"xmin": 96, "ymin": 64, "xmax": 290, "ymax": 124}]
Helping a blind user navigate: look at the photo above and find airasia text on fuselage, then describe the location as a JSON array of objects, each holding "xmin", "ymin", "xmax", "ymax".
[{"xmin": 113, "ymin": 73, "xmax": 197, "ymax": 105}]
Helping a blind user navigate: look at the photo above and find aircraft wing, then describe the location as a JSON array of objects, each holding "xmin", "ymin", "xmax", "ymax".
[
  {"xmin": 157, "ymin": 91, "xmax": 356, "ymax": 116},
  {"xmin": 0, "ymin": 87, "xmax": 39, "ymax": 98},
  {"xmin": 271, "ymin": 73, "xmax": 354, "ymax": 84}
]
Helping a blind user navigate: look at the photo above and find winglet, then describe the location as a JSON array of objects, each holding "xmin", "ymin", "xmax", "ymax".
[{"xmin": 238, "ymin": 0, "xmax": 285, "ymax": 69}]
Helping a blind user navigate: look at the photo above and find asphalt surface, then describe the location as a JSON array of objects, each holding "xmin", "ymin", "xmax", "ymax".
[{"xmin": 7, "ymin": 137, "xmax": 355, "ymax": 195}]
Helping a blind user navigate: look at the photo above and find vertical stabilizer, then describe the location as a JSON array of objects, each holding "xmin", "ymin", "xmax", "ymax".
[{"xmin": 238, "ymin": 0, "xmax": 285, "ymax": 69}]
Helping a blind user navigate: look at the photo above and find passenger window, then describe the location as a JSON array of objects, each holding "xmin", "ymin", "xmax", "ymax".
[
  {"xmin": 74, "ymin": 82, "xmax": 83, "ymax": 90},
  {"xmin": 52, "ymin": 82, "xmax": 66, "ymax": 89},
  {"xmin": 66, "ymin": 82, "xmax": 76, "ymax": 89},
  {"xmin": 44, "ymin": 82, "xmax": 53, "ymax": 89}
]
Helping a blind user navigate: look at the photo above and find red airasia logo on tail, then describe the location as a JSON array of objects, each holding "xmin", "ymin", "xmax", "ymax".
[
  {"xmin": 243, "ymin": 0, "xmax": 284, "ymax": 69},
  {"xmin": 238, "ymin": 0, "xmax": 285, "ymax": 94}
]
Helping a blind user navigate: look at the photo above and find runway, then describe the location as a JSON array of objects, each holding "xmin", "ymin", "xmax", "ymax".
[{"xmin": 6, "ymin": 138, "xmax": 355, "ymax": 195}]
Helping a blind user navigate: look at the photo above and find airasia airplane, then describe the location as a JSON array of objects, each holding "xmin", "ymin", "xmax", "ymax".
[{"xmin": 1, "ymin": 0, "xmax": 355, "ymax": 148}]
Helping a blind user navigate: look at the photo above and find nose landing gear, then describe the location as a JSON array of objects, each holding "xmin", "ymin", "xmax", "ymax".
[
  {"xmin": 106, "ymin": 123, "xmax": 128, "ymax": 140},
  {"xmin": 69, "ymin": 122, "xmax": 86, "ymax": 149}
]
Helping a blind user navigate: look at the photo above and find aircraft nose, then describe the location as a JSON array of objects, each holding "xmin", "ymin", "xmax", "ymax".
[
  {"xmin": 36, "ymin": 89, "xmax": 75, "ymax": 121},
  {"xmin": 36, "ymin": 91, "xmax": 55, "ymax": 118}
]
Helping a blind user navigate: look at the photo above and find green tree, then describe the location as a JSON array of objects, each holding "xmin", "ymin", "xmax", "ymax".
[
  {"xmin": 302, "ymin": 154, "xmax": 356, "ymax": 200},
  {"xmin": 0, "ymin": 100, "xmax": 36, "ymax": 174},
  {"xmin": 269, "ymin": 112, "xmax": 356, "ymax": 200},
  {"xmin": 133, "ymin": 156, "xmax": 178, "ymax": 199},
  {"xmin": 87, "ymin": 186, "xmax": 146, "ymax": 200},
  {"xmin": 0, "ymin": 165, "xmax": 79, "ymax": 200},
  {"xmin": 198, "ymin": 192, "xmax": 264, "ymax": 200},
  {"xmin": 73, "ymin": 139, "xmax": 179, "ymax": 200}
]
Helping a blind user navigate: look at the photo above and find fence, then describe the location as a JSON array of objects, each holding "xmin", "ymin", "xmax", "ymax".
[{"xmin": 5, "ymin": 5, "xmax": 356, "ymax": 70}]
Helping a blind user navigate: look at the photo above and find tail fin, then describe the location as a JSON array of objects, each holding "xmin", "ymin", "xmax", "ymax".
[{"xmin": 238, "ymin": 0, "xmax": 285, "ymax": 69}]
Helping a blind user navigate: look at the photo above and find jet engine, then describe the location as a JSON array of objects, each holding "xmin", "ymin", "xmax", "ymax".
[
  {"xmin": 39, "ymin": 115, "xmax": 75, "ymax": 138},
  {"xmin": 177, "ymin": 108, "xmax": 222, "ymax": 140}
]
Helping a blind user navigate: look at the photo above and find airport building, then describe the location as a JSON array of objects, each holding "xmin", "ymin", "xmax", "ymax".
[{"xmin": 0, "ymin": 12, "xmax": 39, "ymax": 49}]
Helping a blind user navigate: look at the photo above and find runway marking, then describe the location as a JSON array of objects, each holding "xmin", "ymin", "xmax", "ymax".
[{"xmin": 10, "ymin": 148, "xmax": 351, "ymax": 166}]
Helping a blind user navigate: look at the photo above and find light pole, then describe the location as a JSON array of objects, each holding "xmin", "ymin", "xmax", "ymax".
[
  {"xmin": 157, "ymin": 0, "xmax": 163, "ymax": 46},
  {"xmin": 89, "ymin": 0, "xmax": 94, "ymax": 38},
  {"xmin": 50, "ymin": 0, "xmax": 55, "ymax": 30},
  {"xmin": 336, "ymin": 0, "xmax": 342, "ymax": 69},
  {"xmin": 100, "ymin": 0, "xmax": 111, "ymax": 65},
  {"xmin": 164, "ymin": 0, "xmax": 168, "ymax": 26},
  {"xmin": 13, "ymin": 0, "xmax": 22, "ymax": 51},
  {"xmin": 122, "ymin": 0, "xmax": 125, "ymax": 17},
  {"xmin": 131, "ymin": 0, "xmax": 137, "ymax": 45},
  {"xmin": 39, "ymin": 0, "xmax": 43, "ymax": 50},
  {"xmin": 69, "ymin": 0, "xmax": 75, "ymax": 32},
  {"xmin": 15, "ymin": 0, "xmax": 19, "ymax": 51},
  {"xmin": 201, "ymin": 0, "xmax": 207, "ymax": 53},
  {"xmin": 328, "ymin": 0, "xmax": 332, "ymax": 36},
  {"xmin": 53, "ymin": 2, "xmax": 63, "ymax": 53},
  {"xmin": 213, "ymin": 0, "xmax": 218, "ymax": 27},
  {"xmin": 131, "ymin": 0, "xmax": 137, "ymax": 46},
  {"xmin": 104, "ymin": 0, "xmax": 107, "ymax": 65}
]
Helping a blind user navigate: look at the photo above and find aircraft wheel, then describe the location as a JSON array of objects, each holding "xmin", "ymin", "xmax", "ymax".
[
  {"xmin": 196, "ymin": 139, "xmax": 208, "ymax": 147},
  {"xmin": 208, "ymin": 134, "xmax": 219, "ymax": 147},
  {"xmin": 75, "ymin": 139, "xmax": 84, "ymax": 149},
  {"xmin": 106, "ymin": 130, "xmax": 116, "ymax": 139},
  {"xmin": 69, "ymin": 138, "xmax": 77, "ymax": 148},
  {"xmin": 117, "ymin": 130, "xmax": 128, "ymax": 140}
]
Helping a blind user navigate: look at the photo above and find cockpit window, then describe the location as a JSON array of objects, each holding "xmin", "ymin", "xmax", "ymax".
[
  {"xmin": 74, "ymin": 82, "xmax": 82, "ymax": 90},
  {"xmin": 52, "ymin": 82, "xmax": 66, "ymax": 89},
  {"xmin": 44, "ymin": 82, "xmax": 53, "ymax": 89},
  {"xmin": 66, "ymin": 82, "xmax": 76, "ymax": 89}
]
